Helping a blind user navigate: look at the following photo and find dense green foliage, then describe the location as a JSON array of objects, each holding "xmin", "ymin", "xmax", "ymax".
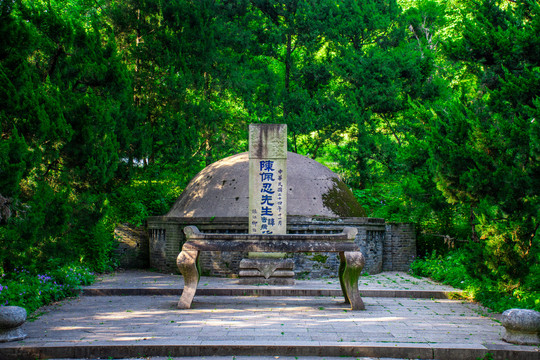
[
  {"xmin": 0, "ymin": 263, "xmax": 95, "ymax": 314},
  {"xmin": 1, "ymin": 0, "xmax": 538, "ymax": 312},
  {"xmin": 411, "ymin": 247, "xmax": 540, "ymax": 312}
]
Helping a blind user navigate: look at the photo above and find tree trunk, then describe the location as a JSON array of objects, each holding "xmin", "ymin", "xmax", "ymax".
[
  {"xmin": 470, "ymin": 205, "xmax": 479, "ymax": 242},
  {"xmin": 283, "ymin": 32, "xmax": 292, "ymax": 122}
]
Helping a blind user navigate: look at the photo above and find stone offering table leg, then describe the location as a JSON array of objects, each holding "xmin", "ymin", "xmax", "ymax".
[
  {"xmin": 338, "ymin": 253, "xmax": 350, "ymax": 305},
  {"xmin": 339, "ymin": 251, "xmax": 365, "ymax": 310},
  {"xmin": 176, "ymin": 249, "xmax": 200, "ymax": 309}
]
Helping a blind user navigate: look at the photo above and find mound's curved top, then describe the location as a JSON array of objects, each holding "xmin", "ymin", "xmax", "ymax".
[{"xmin": 166, "ymin": 152, "xmax": 365, "ymax": 218}]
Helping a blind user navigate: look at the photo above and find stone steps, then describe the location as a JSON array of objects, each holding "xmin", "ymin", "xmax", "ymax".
[
  {"xmin": 1, "ymin": 272, "xmax": 536, "ymax": 360},
  {"xmin": 3, "ymin": 341, "xmax": 539, "ymax": 360},
  {"xmin": 81, "ymin": 286, "xmax": 461, "ymax": 299}
]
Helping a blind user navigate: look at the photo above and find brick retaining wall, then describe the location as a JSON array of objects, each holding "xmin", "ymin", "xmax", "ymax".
[
  {"xmin": 144, "ymin": 216, "xmax": 416, "ymax": 276},
  {"xmin": 383, "ymin": 223, "xmax": 416, "ymax": 272}
]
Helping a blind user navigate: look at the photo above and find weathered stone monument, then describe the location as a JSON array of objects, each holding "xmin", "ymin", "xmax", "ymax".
[
  {"xmin": 175, "ymin": 124, "xmax": 367, "ymax": 310},
  {"xmin": 239, "ymin": 124, "xmax": 294, "ymax": 285},
  {"xmin": 247, "ymin": 124, "xmax": 288, "ymax": 235},
  {"xmin": 148, "ymin": 124, "xmax": 417, "ymax": 279}
]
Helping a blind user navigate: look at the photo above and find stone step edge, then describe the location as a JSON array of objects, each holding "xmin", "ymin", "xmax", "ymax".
[
  {"xmin": 0, "ymin": 342, "xmax": 536, "ymax": 360},
  {"xmin": 81, "ymin": 288, "xmax": 463, "ymax": 299}
]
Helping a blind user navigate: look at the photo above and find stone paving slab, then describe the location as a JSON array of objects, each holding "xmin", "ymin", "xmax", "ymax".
[
  {"xmin": 86, "ymin": 270, "xmax": 460, "ymax": 291},
  {"xmin": 1, "ymin": 294, "xmax": 538, "ymax": 359},
  {"xmin": 82, "ymin": 270, "xmax": 463, "ymax": 299},
  {"xmin": 1, "ymin": 271, "xmax": 539, "ymax": 360},
  {"xmin": 50, "ymin": 357, "xmax": 405, "ymax": 360}
]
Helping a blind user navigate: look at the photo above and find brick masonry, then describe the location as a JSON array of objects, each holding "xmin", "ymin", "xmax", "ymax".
[
  {"xmin": 143, "ymin": 216, "xmax": 417, "ymax": 277},
  {"xmin": 383, "ymin": 223, "xmax": 417, "ymax": 272}
]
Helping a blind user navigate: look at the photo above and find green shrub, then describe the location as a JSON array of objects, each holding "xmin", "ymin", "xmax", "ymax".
[
  {"xmin": 109, "ymin": 173, "xmax": 183, "ymax": 226},
  {"xmin": 0, "ymin": 264, "xmax": 95, "ymax": 314},
  {"xmin": 410, "ymin": 248, "xmax": 475, "ymax": 287},
  {"xmin": 410, "ymin": 248, "xmax": 540, "ymax": 312}
]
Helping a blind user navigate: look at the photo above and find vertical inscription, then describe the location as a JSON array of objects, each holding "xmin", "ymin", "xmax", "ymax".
[{"xmin": 249, "ymin": 124, "xmax": 287, "ymax": 235}]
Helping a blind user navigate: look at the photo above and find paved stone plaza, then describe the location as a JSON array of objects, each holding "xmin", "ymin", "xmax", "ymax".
[{"xmin": 0, "ymin": 271, "xmax": 538, "ymax": 360}]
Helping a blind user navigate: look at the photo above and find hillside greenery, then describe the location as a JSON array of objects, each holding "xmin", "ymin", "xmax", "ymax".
[{"xmin": 1, "ymin": 0, "xmax": 538, "ymax": 312}]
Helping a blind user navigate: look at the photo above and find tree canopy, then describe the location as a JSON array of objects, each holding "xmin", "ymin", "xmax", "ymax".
[{"xmin": 1, "ymin": 0, "xmax": 538, "ymax": 309}]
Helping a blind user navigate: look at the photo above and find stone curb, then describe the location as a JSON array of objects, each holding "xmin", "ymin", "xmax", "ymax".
[
  {"xmin": 81, "ymin": 288, "xmax": 462, "ymax": 299},
  {"xmin": 1, "ymin": 342, "xmax": 538, "ymax": 360}
]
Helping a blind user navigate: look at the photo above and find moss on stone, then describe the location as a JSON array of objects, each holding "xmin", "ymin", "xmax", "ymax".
[
  {"xmin": 310, "ymin": 254, "xmax": 329, "ymax": 264},
  {"xmin": 322, "ymin": 177, "xmax": 366, "ymax": 217}
]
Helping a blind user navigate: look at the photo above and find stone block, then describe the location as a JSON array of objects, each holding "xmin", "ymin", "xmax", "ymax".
[
  {"xmin": 502, "ymin": 308, "xmax": 540, "ymax": 345},
  {"xmin": 0, "ymin": 306, "xmax": 27, "ymax": 342},
  {"xmin": 239, "ymin": 258, "xmax": 295, "ymax": 280},
  {"xmin": 238, "ymin": 270, "xmax": 295, "ymax": 278},
  {"xmin": 240, "ymin": 258, "xmax": 294, "ymax": 270},
  {"xmin": 239, "ymin": 257, "xmax": 295, "ymax": 285},
  {"xmin": 237, "ymin": 277, "xmax": 295, "ymax": 285}
]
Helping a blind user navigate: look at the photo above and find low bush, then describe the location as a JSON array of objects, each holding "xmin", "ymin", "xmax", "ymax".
[
  {"xmin": 410, "ymin": 248, "xmax": 540, "ymax": 312},
  {"xmin": 0, "ymin": 263, "xmax": 95, "ymax": 314},
  {"xmin": 0, "ymin": 170, "xmax": 184, "ymax": 315}
]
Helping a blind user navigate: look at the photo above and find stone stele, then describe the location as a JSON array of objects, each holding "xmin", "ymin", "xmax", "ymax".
[
  {"xmin": 241, "ymin": 123, "xmax": 291, "ymax": 284},
  {"xmin": 501, "ymin": 308, "xmax": 540, "ymax": 345},
  {"xmin": 248, "ymin": 123, "xmax": 287, "ymax": 236},
  {"xmin": 0, "ymin": 306, "xmax": 27, "ymax": 342}
]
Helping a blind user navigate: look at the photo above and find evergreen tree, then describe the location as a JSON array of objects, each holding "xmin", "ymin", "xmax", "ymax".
[
  {"xmin": 420, "ymin": 0, "xmax": 539, "ymax": 282},
  {"xmin": 0, "ymin": 0, "xmax": 132, "ymax": 272}
]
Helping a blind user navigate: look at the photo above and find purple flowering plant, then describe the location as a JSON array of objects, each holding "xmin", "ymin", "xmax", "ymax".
[{"xmin": 0, "ymin": 264, "xmax": 95, "ymax": 314}]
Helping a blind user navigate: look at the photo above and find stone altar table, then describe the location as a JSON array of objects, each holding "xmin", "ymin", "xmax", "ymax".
[{"xmin": 177, "ymin": 225, "xmax": 366, "ymax": 310}]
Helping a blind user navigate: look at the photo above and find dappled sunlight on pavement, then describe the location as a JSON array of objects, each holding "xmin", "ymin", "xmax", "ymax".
[{"xmin": 1, "ymin": 271, "xmax": 537, "ymax": 360}]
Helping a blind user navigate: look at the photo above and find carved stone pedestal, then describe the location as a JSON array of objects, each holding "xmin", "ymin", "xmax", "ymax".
[
  {"xmin": 238, "ymin": 258, "xmax": 295, "ymax": 285},
  {"xmin": 502, "ymin": 308, "xmax": 540, "ymax": 345},
  {"xmin": 0, "ymin": 306, "xmax": 27, "ymax": 342}
]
